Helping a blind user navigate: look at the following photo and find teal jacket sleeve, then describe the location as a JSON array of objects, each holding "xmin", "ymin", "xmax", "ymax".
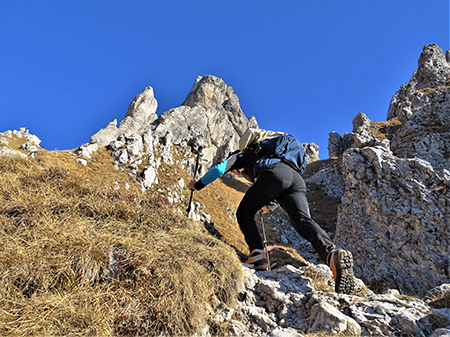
[
  {"xmin": 201, "ymin": 160, "xmax": 229, "ymax": 185},
  {"xmin": 193, "ymin": 150, "xmax": 258, "ymax": 190},
  {"xmin": 194, "ymin": 158, "xmax": 230, "ymax": 190}
]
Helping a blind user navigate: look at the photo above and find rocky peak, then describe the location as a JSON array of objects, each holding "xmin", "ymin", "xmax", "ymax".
[
  {"xmin": 182, "ymin": 75, "xmax": 240, "ymax": 110},
  {"xmin": 387, "ymin": 43, "xmax": 450, "ymax": 120},
  {"xmin": 182, "ymin": 75, "xmax": 251, "ymax": 136},
  {"xmin": 120, "ymin": 86, "xmax": 158, "ymax": 134},
  {"xmin": 90, "ymin": 86, "xmax": 158, "ymax": 146},
  {"xmin": 416, "ymin": 43, "xmax": 450, "ymax": 89},
  {"xmin": 329, "ymin": 44, "xmax": 450, "ymax": 174},
  {"xmin": 384, "ymin": 44, "xmax": 450, "ymax": 174},
  {"xmin": 150, "ymin": 76, "xmax": 258, "ymax": 168}
]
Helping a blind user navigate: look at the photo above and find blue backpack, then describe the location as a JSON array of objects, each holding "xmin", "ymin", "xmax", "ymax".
[{"xmin": 257, "ymin": 134, "xmax": 307, "ymax": 174}]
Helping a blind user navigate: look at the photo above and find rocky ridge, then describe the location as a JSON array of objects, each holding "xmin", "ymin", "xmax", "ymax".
[
  {"xmin": 326, "ymin": 44, "xmax": 450, "ymax": 297},
  {"xmin": 1, "ymin": 43, "xmax": 450, "ymax": 336}
]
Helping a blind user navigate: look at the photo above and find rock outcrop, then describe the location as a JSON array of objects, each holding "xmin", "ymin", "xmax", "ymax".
[
  {"xmin": 89, "ymin": 75, "xmax": 260, "ymax": 172},
  {"xmin": 90, "ymin": 86, "xmax": 158, "ymax": 146},
  {"xmin": 0, "ymin": 127, "xmax": 41, "ymax": 157},
  {"xmin": 315, "ymin": 43, "xmax": 450, "ymax": 296},
  {"xmin": 213, "ymin": 214, "xmax": 450, "ymax": 337},
  {"xmin": 387, "ymin": 44, "xmax": 450, "ymax": 174}
]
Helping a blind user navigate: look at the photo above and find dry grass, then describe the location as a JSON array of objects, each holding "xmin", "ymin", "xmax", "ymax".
[
  {"xmin": 0, "ymin": 153, "xmax": 244, "ymax": 336},
  {"xmin": 304, "ymin": 267, "xmax": 334, "ymax": 293},
  {"xmin": 369, "ymin": 117, "xmax": 403, "ymax": 141},
  {"xmin": 428, "ymin": 292, "xmax": 450, "ymax": 309}
]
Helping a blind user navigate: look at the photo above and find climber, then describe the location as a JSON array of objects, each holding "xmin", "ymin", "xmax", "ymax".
[{"xmin": 188, "ymin": 132, "xmax": 356, "ymax": 295}]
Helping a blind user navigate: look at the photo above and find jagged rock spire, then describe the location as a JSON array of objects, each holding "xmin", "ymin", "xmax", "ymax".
[
  {"xmin": 90, "ymin": 86, "xmax": 158, "ymax": 146},
  {"xmin": 416, "ymin": 43, "xmax": 450, "ymax": 89}
]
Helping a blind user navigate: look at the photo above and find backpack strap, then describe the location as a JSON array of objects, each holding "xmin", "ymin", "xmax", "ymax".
[{"xmin": 280, "ymin": 158, "xmax": 300, "ymax": 172}]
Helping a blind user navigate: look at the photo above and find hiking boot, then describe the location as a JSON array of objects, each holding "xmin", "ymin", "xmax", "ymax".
[
  {"xmin": 326, "ymin": 249, "xmax": 356, "ymax": 295},
  {"xmin": 243, "ymin": 249, "xmax": 269, "ymax": 271}
]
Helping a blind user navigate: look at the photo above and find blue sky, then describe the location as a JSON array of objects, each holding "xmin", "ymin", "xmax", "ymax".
[{"xmin": 1, "ymin": 1, "xmax": 448, "ymax": 159}]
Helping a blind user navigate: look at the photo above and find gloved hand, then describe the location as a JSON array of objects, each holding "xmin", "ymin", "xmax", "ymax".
[{"xmin": 188, "ymin": 179, "xmax": 197, "ymax": 191}]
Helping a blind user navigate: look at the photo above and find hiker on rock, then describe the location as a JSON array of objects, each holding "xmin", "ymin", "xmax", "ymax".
[{"xmin": 188, "ymin": 128, "xmax": 356, "ymax": 295}]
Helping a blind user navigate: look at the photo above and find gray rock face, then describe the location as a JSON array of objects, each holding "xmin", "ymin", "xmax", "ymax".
[
  {"xmin": 389, "ymin": 84, "xmax": 450, "ymax": 174},
  {"xmin": 317, "ymin": 44, "xmax": 450, "ymax": 296},
  {"xmin": 120, "ymin": 86, "xmax": 158, "ymax": 134},
  {"xmin": 385, "ymin": 44, "xmax": 450, "ymax": 174},
  {"xmin": 415, "ymin": 44, "xmax": 450, "ymax": 90},
  {"xmin": 328, "ymin": 131, "xmax": 346, "ymax": 158},
  {"xmin": 336, "ymin": 145, "xmax": 449, "ymax": 296},
  {"xmin": 150, "ymin": 75, "xmax": 259, "ymax": 167},
  {"xmin": 182, "ymin": 75, "xmax": 251, "ymax": 137},
  {"xmin": 151, "ymin": 104, "xmax": 249, "ymax": 168},
  {"xmin": 303, "ymin": 142, "xmax": 319, "ymax": 163}
]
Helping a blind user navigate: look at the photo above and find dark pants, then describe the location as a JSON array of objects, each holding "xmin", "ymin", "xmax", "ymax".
[{"xmin": 236, "ymin": 162, "xmax": 335, "ymax": 262}]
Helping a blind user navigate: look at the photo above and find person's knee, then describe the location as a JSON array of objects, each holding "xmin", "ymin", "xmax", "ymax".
[{"xmin": 236, "ymin": 203, "xmax": 256, "ymax": 222}]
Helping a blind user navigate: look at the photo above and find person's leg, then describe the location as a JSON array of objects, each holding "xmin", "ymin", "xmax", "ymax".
[
  {"xmin": 275, "ymin": 168, "xmax": 355, "ymax": 294},
  {"xmin": 274, "ymin": 167, "xmax": 336, "ymax": 262},
  {"xmin": 236, "ymin": 167, "xmax": 286, "ymax": 252}
]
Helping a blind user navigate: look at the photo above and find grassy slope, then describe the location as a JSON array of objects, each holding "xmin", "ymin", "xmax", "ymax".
[{"xmin": 0, "ymin": 138, "xmax": 244, "ymax": 336}]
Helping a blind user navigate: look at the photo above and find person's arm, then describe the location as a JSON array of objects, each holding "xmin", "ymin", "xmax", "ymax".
[
  {"xmin": 189, "ymin": 151, "xmax": 253, "ymax": 191},
  {"xmin": 193, "ymin": 160, "xmax": 229, "ymax": 190}
]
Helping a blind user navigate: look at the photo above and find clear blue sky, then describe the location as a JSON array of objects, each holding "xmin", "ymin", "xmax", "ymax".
[{"xmin": 1, "ymin": 1, "xmax": 449, "ymax": 159}]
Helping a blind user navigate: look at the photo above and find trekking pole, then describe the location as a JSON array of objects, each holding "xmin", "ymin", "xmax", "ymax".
[
  {"xmin": 259, "ymin": 210, "xmax": 271, "ymax": 271},
  {"xmin": 186, "ymin": 146, "xmax": 202, "ymax": 216}
]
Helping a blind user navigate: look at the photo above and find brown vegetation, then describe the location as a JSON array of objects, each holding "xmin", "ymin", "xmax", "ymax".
[{"xmin": 0, "ymin": 152, "xmax": 243, "ymax": 336}]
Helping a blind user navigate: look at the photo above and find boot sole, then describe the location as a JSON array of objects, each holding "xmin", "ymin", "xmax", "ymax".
[{"xmin": 335, "ymin": 250, "xmax": 356, "ymax": 295}]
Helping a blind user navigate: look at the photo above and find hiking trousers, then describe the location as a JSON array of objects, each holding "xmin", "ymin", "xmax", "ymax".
[{"xmin": 236, "ymin": 162, "xmax": 335, "ymax": 262}]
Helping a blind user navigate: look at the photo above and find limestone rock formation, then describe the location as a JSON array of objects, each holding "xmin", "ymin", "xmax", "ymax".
[
  {"xmin": 90, "ymin": 86, "xmax": 158, "ymax": 146},
  {"xmin": 314, "ymin": 43, "xmax": 450, "ymax": 296},
  {"xmin": 387, "ymin": 45, "xmax": 450, "ymax": 174},
  {"xmin": 182, "ymin": 75, "xmax": 250, "ymax": 136},
  {"xmin": 303, "ymin": 142, "xmax": 319, "ymax": 163},
  {"xmin": 336, "ymin": 145, "xmax": 449, "ymax": 295},
  {"xmin": 152, "ymin": 75, "xmax": 258, "ymax": 168},
  {"xmin": 89, "ymin": 75, "xmax": 260, "ymax": 173}
]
